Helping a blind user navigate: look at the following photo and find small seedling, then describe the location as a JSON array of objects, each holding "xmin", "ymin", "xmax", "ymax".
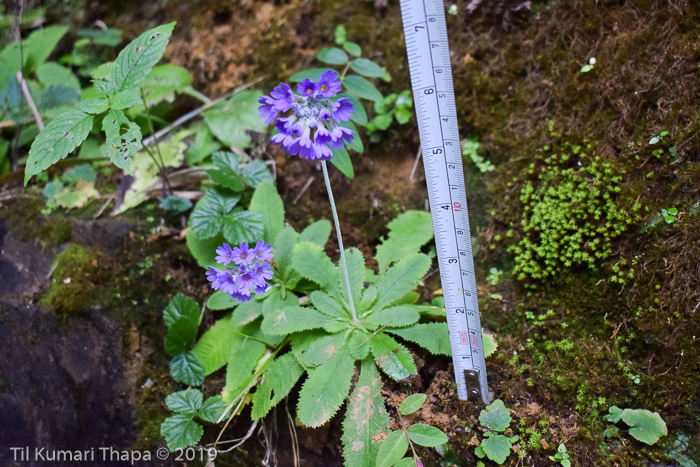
[
  {"xmin": 580, "ymin": 57, "xmax": 596, "ymax": 73},
  {"xmin": 474, "ymin": 399, "xmax": 519, "ymax": 465},
  {"xmin": 549, "ymin": 443, "xmax": 571, "ymax": 467},
  {"xmin": 661, "ymin": 208, "xmax": 678, "ymax": 224},
  {"xmin": 649, "ymin": 131, "xmax": 669, "ymax": 145}
]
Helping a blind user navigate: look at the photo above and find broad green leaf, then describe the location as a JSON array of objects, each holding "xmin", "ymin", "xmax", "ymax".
[
  {"xmin": 109, "ymin": 89, "xmax": 142, "ymax": 110},
  {"xmin": 407, "ymin": 424, "xmax": 448, "ymax": 447},
  {"xmin": 376, "ymin": 211, "xmax": 434, "ymax": 272},
  {"xmin": 76, "ymin": 97, "xmax": 109, "ymax": 114},
  {"xmin": 160, "ymin": 195, "xmax": 192, "ymax": 212},
  {"xmin": 110, "ymin": 23, "xmax": 176, "ymax": 93},
  {"xmin": 376, "ymin": 430, "xmax": 409, "ymax": 467},
  {"xmin": 163, "ymin": 293, "xmax": 200, "ymax": 327},
  {"xmin": 386, "ymin": 323, "xmax": 451, "ymax": 356},
  {"xmin": 363, "ymin": 305, "xmax": 420, "ymax": 329},
  {"xmin": 208, "ymin": 151, "xmax": 245, "ymax": 191},
  {"xmin": 476, "ymin": 433, "xmax": 516, "ymax": 464},
  {"xmin": 36, "ymin": 62, "xmax": 80, "ymax": 91},
  {"xmin": 0, "ymin": 25, "xmax": 69, "ymax": 89},
  {"xmin": 222, "ymin": 210, "xmax": 264, "ymax": 245},
  {"xmin": 605, "ymin": 406, "xmax": 623, "ymax": 423},
  {"xmin": 338, "ymin": 247, "xmax": 365, "ymax": 313},
  {"xmin": 165, "ymin": 318, "xmax": 199, "ymax": 356},
  {"xmin": 341, "ymin": 359, "xmax": 389, "ymax": 467},
  {"xmin": 399, "ymin": 394, "xmax": 426, "ymax": 415},
  {"xmin": 369, "ymin": 332, "xmax": 417, "ymax": 381},
  {"xmin": 250, "ymin": 182, "xmax": 284, "ymax": 244},
  {"xmin": 206, "ymin": 290, "xmax": 238, "ymax": 310},
  {"xmin": 161, "ymin": 414, "xmax": 203, "ymax": 451},
  {"xmin": 291, "ymin": 329, "xmax": 329, "ymax": 369},
  {"xmin": 101, "ymin": 108, "xmax": 142, "ymax": 174},
  {"xmin": 394, "ymin": 458, "xmax": 417, "ymax": 467},
  {"xmin": 350, "ymin": 59, "xmax": 385, "ymax": 78},
  {"xmin": 203, "ymin": 90, "xmax": 267, "ymax": 148},
  {"xmin": 348, "ymin": 329, "xmax": 371, "ymax": 360},
  {"xmin": 310, "ymin": 290, "xmax": 350, "ymax": 319},
  {"xmin": 330, "ymin": 147, "xmax": 354, "ymax": 179},
  {"xmin": 198, "ymin": 395, "xmax": 228, "ymax": 423},
  {"xmin": 359, "ymin": 286, "xmax": 378, "ymax": 313},
  {"xmin": 317, "ymin": 47, "xmax": 349, "ymax": 65},
  {"xmin": 479, "ymin": 399, "xmax": 511, "ymax": 432},
  {"xmin": 374, "ymin": 254, "xmax": 431, "ymax": 310},
  {"xmin": 302, "ymin": 333, "xmax": 349, "ymax": 367},
  {"xmin": 142, "ymin": 64, "xmax": 193, "ymax": 105},
  {"xmin": 165, "ymin": 389, "xmax": 203, "ymax": 416},
  {"xmin": 297, "ymin": 346, "xmax": 355, "ymax": 428},
  {"xmin": 170, "ymin": 351, "xmax": 205, "ymax": 386},
  {"xmin": 185, "ymin": 230, "xmax": 225, "ymax": 268},
  {"xmin": 251, "ymin": 353, "xmax": 304, "ymax": 420},
  {"xmin": 260, "ymin": 288, "xmax": 298, "ymax": 319},
  {"xmin": 299, "ymin": 220, "xmax": 332, "ymax": 247},
  {"xmin": 25, "ymin": 110, "xmax": 94, "ymax": 184},
  {"xmin": 292, "ymin": 242, "xmax": 342, "ymax": 299},
  {"xmin": 241, "ymin": 159, "xmax": 274, "ymax": 187},
  {"xmin": 621, "ymin": 409, "xmax": 667, "ymax": 445},
  {"xmin": 190, "ymin": 189, "xmax": 240, "ymax": 239},
  {"xmin": 222, "ymin": 339, "xmax": 266, "ymax": 403},
  {"xmin": 274, "ymin": 226, "xmax": 300, "ymax": 279},
  {"xmin": 343, "ymin": 41, "xmax": 362, "ymax": 57},
  {"xmin": 191, "ymin": 315, "xmax": 237, "ymax": 375},
  {"xmin": 290, "ymin": 68, "xmax": 327, "ymax": 83},
  {"xmin": 343, "ymin": 75, "xmax": 383, "ymax": 103},
  {"xmin": 231, "ymin": 299, "xmax": 263, "ymax": 326},
  {"xmin": 261, "ymin": 305, "xmax": 345, "ymax": 335}
]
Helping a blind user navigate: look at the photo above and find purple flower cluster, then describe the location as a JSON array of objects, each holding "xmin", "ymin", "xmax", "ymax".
[
  {"xmin": 258, "ymin": 70, "xmax": 354, "ymax": 161},
  {"xmin": 206, "ymin": 240, "xmax": 274, "ymax": 302}
]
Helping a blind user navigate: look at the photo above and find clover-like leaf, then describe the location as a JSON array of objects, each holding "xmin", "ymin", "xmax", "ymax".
[{"xmin": 604, "ymin": 405, "xmax": 623, "ymax": 423}]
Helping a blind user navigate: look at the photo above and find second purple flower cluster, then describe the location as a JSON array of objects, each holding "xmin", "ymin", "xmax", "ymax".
[
  {"xmin": 206, "ymin": 240, "xmax": 274, "ymax": 303},
  {"xmin": 258, "ymin": 70, "xmax": 355, "ymax": 161}
]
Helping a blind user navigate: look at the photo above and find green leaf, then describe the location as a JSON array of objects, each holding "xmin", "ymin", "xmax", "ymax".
[
  {"xmin": 290, "ymin": 68, "xmax": 328, "ymax": 83},
  {"xmin": 207, "ymin": 151, "xmax": 245, "ymax": 190},
  {"xmin": 343, "ymin": 41, "xmax": 362, "ymax": 57},
  {"xmin": 310, "ymin": 290, "xmax": 350, "ymax": 320},
  {"xmin": 302, "ymin": 333, "xmax": 350, "ymax": 367},
  {"xmin": 252, "ymin": 353, "xmax": 304, "ymax": 420},
  {"xmin": 395, "ymin": 108, "xmax": 412, "ymax": 125},
  {"xmin": 261, "ymin": 305, "xmax": 345, "ymax": 335},
  {"xmin": 387, "ymin": 323, "xmax": 451, "ymax": 356},
  {"xmin": 605, "ymin": 406, "xmax": 623, "ymax": 423},
  {"xmin": 343, "ymin": 75, "xmax": 383, "ymax": 103},
  {"xmin": 186, "ymin": 127, "xmax": 221, "ymax": 165},
  {"xmin": 204, "ymin": 90, "xmax": 267, "ymax": 148},
  {"xmin": 36, "ymin": 63, "xmax": 80, "ymax": 91},
  {"xmin": 375, "ymin": 254, "xmax": 431, "ymax": 310},
  {"xmin": 190, "ymin": 189, "xmax": 240, "ymax": 239},
  {"xmin": 241, "ymin": 159, "xmax": 274, "ymax": 187},
  {"xmin": 338, "ymin": 247, "xmax": 365, "ymax": 313},
  {"xmin": 317, "ymin": 47, "xmax": 349, "ymax": 65},
  {"xmin": 165, "ymin": 389, "xmax": 203, "ymax": 416},
  {"xmin": 25, "ymin": 110, "xmax": 94, "ymax": 184},
  {"xmin": 376, "ymin": 430, "xmax": 409, "ymax": 467},
  {"xmin": 621, "ymin": 409, "xmax": 667, "ymax": 445},
  {"xmin": 0, "ymin": 25, "xmax": 69, "ymax": 90},
  {"xmin": 348, "ymin": 329, "xmax": 371, "ymax": 360},
  {"xmin": 222, "ymin": 338, "xmax": 266, "ymax": 402},
  {"xmin": 376, "ymin": 211, "xmax": 433, "ymax": 272},
  {"xmin": 359, "ymin": 286, "xmax": 378, "ymax": 313},
  {"xmin": 231, "ymin": 299, "xmax": 263, "ymax": 326},
  {"xmin": 341, "ymin": 359, "xmax": 389, "ymax": 467},
  {"xmin": 249, "ymin": 182, "xmax": 284, "ymax": 244},
  {"xmin": 101, "ymin": 108, "xmax": 142, "ymax": 174},
  {"xmin": 399, "ymin": 394, "xmax": 426, "ymax": 415},
  {"xmin": 159, "ymin": 195, "xmax": 192, "ymax": 212},
  {"xmin": 163, "ymin": 293, "xmax": 200, "ymax": 327},
  {"xmin": 165, "ymin": 318, "xmax": 199, "ymax": 355},
  {"xmin": 407, "ymin": 424, "xmax": 448, "ymax": 447},
  {"xmin": 299, "ymin": 220, "xmax": 332, "ymax": 247},
  {"xmin": 109, "ymin": 89, "xmax": 142, "ymax": 110},
  {"xmin": 161, "ymin": 414, "xmax": 203, "ymax": 451},
  {"xmin": 483, "ymin": 331, "xmax": 497, "ymax": 358},
  {"xmin": 191, "ymin": 315, "xmax": 237, "ymax": 375},
  {"xmin": 141, "ymin": 64, "xmax": 193, "ymax": 105},
  {"xmin": 369, "ymin": 332, "xmax": 417, "ymax": 381},
  {"xmin": 394, "ymin": 458, "xmax": 417, "ymax": 467},
  {"xmin": 292, "ymin": 242, "xmax": 342, "ymax": 299},
  {"xmin": 170, "ymin": 351, "xmax": 205, "ymax": 386},
  {"xmin": 186, "ymin": 230, "xmax": 225, "ymax": 268},
  {"xmin": 206, "ymin": 290, "xmax": 238, "ymax": 311},
  {"xmin": 363, "ymin": 305, "xmax": 420, "ymax": 329},
  {"xmin": 330, "ymin": 147, "xmax": 355, "ymax": 179},
  {"xmin": 198, "ymin": 395, "xmax": 228, "ymax": 423},
  {"xmin": 479, "ymin": 399, "xmax": 511, "ymax": 432},
  {"xmin": 222, "ymin": 210, "xmax": 264, "ymax": 245},
  {"xmin": 297, "ymin": 346, "xmax": 355, "ymax": 428},
  {"xmin": 110, "ymin": 22, "xmax": 176, "ymax": 93},
  {"xmin": 350, "ymin": 59, "xmax": 385, "ymax": 78},
  {"xmin": 335, "ymin": 25, "xmax": 347, "ymax": 45},
  {"xmin": 477, "ymin": 433, "xmax": 516, "ymax": 464}
]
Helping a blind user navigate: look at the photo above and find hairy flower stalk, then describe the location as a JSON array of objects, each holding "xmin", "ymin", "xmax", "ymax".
[
  {"xmin": 259, "ymin": 70, "xmax": 358, "ymax": 322},
  {"xmin": 206, "ymin": 240, "xmax": 274, "ymax": 302}
]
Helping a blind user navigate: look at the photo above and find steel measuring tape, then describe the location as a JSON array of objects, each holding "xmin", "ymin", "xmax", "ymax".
[{"xmin": 399, "ymin": 0, "xmax": 489, "ymax": 404}]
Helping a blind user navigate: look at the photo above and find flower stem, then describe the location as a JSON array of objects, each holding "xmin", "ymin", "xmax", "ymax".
[{"xmin": 321, "ymin": 160, "xmax": 358, "ymax": 323}]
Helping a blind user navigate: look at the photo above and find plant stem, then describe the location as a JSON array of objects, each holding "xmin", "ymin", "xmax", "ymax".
[
  {"xmin": 140, "ymin": 88, "xmax": 174, "ymax": 196},
  {"xmin": 321, "ymin": 160, "xmax": 358, "ymax": 323}
]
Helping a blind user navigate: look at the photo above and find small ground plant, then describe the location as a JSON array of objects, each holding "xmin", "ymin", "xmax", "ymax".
[{"xmin": 475, "ymin": 399, "xmax": 519, "ymax": 465}]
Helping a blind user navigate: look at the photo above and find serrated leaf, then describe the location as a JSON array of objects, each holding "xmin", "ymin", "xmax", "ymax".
[
  {"xmin": 369, "ymin": 332, "xmax": 417, "ymax": 381},
  {"xmin": 222, "ymin": 338, "xmax": 266, "ymax": 403},
  {"xmin": 261, "ymin": 305, "xmax": 345, "ymax": 335},
  {"xmin": 477, "ymin": 433, "xmax": 515, "ymax": 464},
  {"xmin": 260, "ymin": 288, "xmax": 298, "ymax": 318},
  {"xmin": 386, "ymin": 323, "xmax": 451, "ymax": 356},
  {"xmin": 166, "ymin": 389, "xmax": 203, "ymax": 416},
  {"xmin": 621, "ymin": 409, "xmax": 667, "ymax": 445},
  {"xmin": 363, "ymin": 305, "xmax": 420, "ymax": 329},
  {"xmin": 101, "ymin": 108, "xmax": 142, "ymax": 174},
  {"xmin": 207, "ymin": 151, "xmax": 245, "ymax": 191},
  {"xmin": 290, "ymin": 68, "xmax": 328, "ymax": 83},
  {"xmin": 299, "ymin": 220, "xmax": 332, "ymax": 247},
  {"xmin": 343, "ymin": 41, "xmax": 362, "ymax": 57},
  {"xmin": 241, "ymin": 159, "xmax": 274, "ymax": 187},
  {"xmin": 479, "ymin": 399, "xmax": 511, "ymax": 432},
  {"xmin": 350, "ymin": 59, "xmax": 385, "ymax": 78},
  {"xmin": 297, "ymin": 346, "xmax": 355, "ymax": 428},
  {"xmin": 109, "ymin": 89, "xmax": 142, "ymax": 110},
  {"xmin": 375, "ymin": 254, "xmax": 431, "ymax": 310},
  {"xmin": 191, "ymin": 315, "xmax": 236, "ymax": 375},
  {"xmin": 142, "ymin": 63, "xmax": 192, "ymax": 106},
  {"xmin": 292, "ymin": 242, "xmax": 342, "ymax": 299},
  {"xmin": 222, "ymin": 210, "xmax": 264, "ymax": 244},
  {"xmin": 110, "ymin": 22, "xmax": 176, "ymax": 93},
  {"xmin": 250, "ymin": 182, "xmax": 284, "ymax": 244},
  {"xmin": 310, "ymin": 290, "xmax": 350, "ymax": 320},
  {"xmin": 302, "ymin": 333, "xmax": 349, "ymax": 367},
  {"xmin": 376, "ymin": 430, "xmax": 409, "ymax": 467},
  {"xmin": 338, "ymin": 247, "xmax": 365, "ymax": 313},
  {"xmin": 170, "ymin": 351, "xmax": 205, "ymax": 386},
  {"xmin": 273, "ymin": 226, "xmax": 300, "ymax": 280},
  {"xmin": 190, "ymin": 189, "xmax": 240, "ymax": 239},
  {"xmin": 343, "ymin": 75, "xmax": 383, "ymax": 103},
  {"xmin": 399, "ymin": 394, "xmax": 426, "ymax": 415},
  {"xmin": 407, "ymin": 424, "xmax": 448, "ymax": 447},
  {"xmin": 330, "ymin": 147, "xmax": 354, "ymax": 178},
  {"xmin": 376, "ymin": 211, "xmax": 434, "ymax": 272},
  {"xmin": 317, "ymin": 47, "xmax": 349, "ymax": 65},
  {"xmin": 204, "ymin": 90, "xmax": 267, "ymax": 148},
  {"xmin": 165, "ymin": 318, "xmax": 199, "ymax": 356},
  {"xmin": 359, "ymin": 286, "xmax": 378, "ymax": 313},
  {"xmin": 342, "ymin": 358, "xmax": 389, "ymax": 467},
  {"xmin": 25, "ymin": 110, "xmax": 94, "ymax": 184},
  {"xmin": 161, "ymin": 414, "xmax": 203, "ymax": 451},
  {"xmin": 291, "ymin": 329, "xmax": 329, "ymax": 369},
  {"xmin": 199, "ymin": 395, "xmax": 228, "ymax": 423},
  {"xmin": 251, "ymin": 353, "xmax": 304, "ymax": 420},
  {"xmin": 163, "ymin": 293, "xmax": 200, "ymax": 327},
  {"xmin": 348, "ymin": 329, "xmax": 371, "ymax": 360},
  {"xmin": 231, "ymin": 299, "xmax": 263, "ymax": 326},
  {"xmin": 483, "ymin": 331, "xmax": 497, "ymax": 358},
  {"xmin": 206, "ymin": 290, "xmax": 238, "ymax": 311}
]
